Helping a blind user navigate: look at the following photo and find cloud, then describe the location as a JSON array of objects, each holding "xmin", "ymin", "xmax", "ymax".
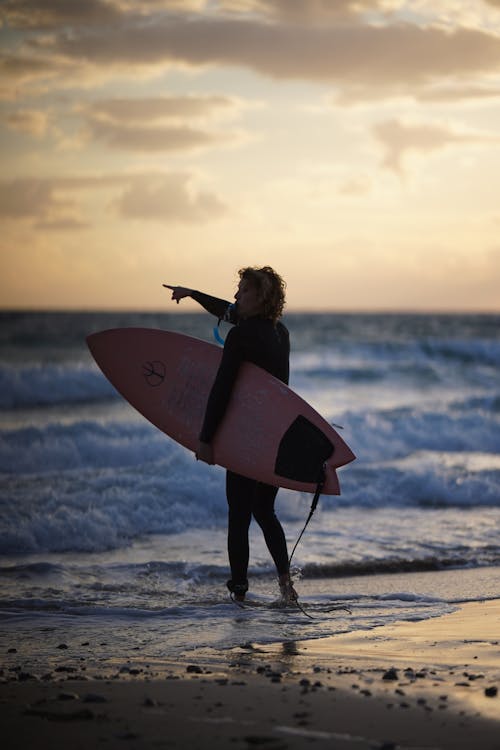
[
  {"xmin": 337, "ymin": 175, "xmax": 372, "ymax": 196},
  {"xmin": 0, "ymin": 177, "xmax": 89, "ymax": 230},
  {"xmin": 3, "ymin": 4, "xmax": 500, "ymax": 104},
  {"xmin": 0, "ymin": 0, "xmax": 209, "ymax": 32},
  {"xmin": 415, "ymin": 83, "xmax": 500, "ymax": 103},
  {"xmin": 2, "ymin": 0, "xmax": 394, "ymax": 31},
  {"xmin": 79, "ymin": 94, "xmax": 241, "ymax": 152},
  {"xmin": 0, "ymin": 0, "xmax": 122, "ymax": 29},
  {"xmin": 34, "ymin": 217, "xmax": 90, "ymax": 231},
  {"xmin": 114, "ymin": 173, "xmax": 227, "ymax": 223},
  {"xmin": 0, "ymin": 178, "xmax": 57, "ymax": 219},
  {"xmin": 219, "ymin": 0, "xmax": 393, "ymax": 23},
  {"xmin": 85, "ymin": 117, "xmax": 224, "ymax": 152},
  {"xmin": 372, "ymin": 118, "xmax": 500, "ymax": 174},
  {"xmin": 0, "ymin": 172, "xmax": 227, "ymax": 226},
  {"xmin": 3, "ymin": 108, "xmax": 49, "ymax": 136},
  {"xmin": 23, "ymin": 15, "xmax": 500, "ymax": 104},
  {"xmin": 0, "ymin": 51, "xmax": 69, "ymax": 100},
  {"xmin": 86, "ymin": 94, "xmax": 236, "ymax": 122}
]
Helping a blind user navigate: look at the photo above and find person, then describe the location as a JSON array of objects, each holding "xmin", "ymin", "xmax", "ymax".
[{"xmin": 165, "ymin": 266, "xmax": 298, "ymax": 604}]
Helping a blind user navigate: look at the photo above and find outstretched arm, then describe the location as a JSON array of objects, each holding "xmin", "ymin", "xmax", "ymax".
[{"xmin": 163, "ymin": 284, "xmax": 237, "ymax": 322}]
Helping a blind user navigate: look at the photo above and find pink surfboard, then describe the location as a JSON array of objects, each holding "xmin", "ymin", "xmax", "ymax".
[{"xmin": 86, "ymin": 328, "xmax": 355, "ymax": 495}]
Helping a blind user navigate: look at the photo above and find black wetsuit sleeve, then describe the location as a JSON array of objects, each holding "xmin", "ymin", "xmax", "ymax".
[
  {"xmin": 190, "ymin": 290, "xmax": 237, "ymax": 322},
  {"xmin": 199, "ymin": 327, "xmax": 243, "ymax": 443}
]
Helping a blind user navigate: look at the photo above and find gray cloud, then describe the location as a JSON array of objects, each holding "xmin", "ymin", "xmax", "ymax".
[
  {"xmin": 0, "ymin": 51, "xmax": 59, "ymax": 80},
  {"xmin": 81, "ymin": 94, "xmax": 239, "ymax": 152},
  {"xmin": 0, "ymin": 50, "xmax": 79, "ymax": 100},
  {"xmin": 0, "ymin": 176, "xmax": 87, "ymax": 230},
  {"xmin": 87, "ymin": 94, "xmax": 236, "ymax": 122},
  {"xmin": 0, "ymin": 178, "xmax": 57, "ymax": 218},
  {"xmin": 28, "ymin": 15, "xmax": 500, "ymax": 102},
  {"xmin": 86, "ymin": 117, "xmax": 223, "ymax": 152},
  {"xmin": 4, "ymin": 4, "xmax": 500, "ymax": 108},
  {"xmin": 372, "ymin": 118, "xmax": 500, "ymax": 174},
  {"xmin": 34, "ymin": 217, "xmax": 90, "ymax": 231},
  {"xmin": 415, "ymin": 84, "xmax": 500, "ymax": 103},
  {"xmin": 3, "ymin": 108, "xmax": 49, "ymax": 136},
  {"xmin": 114, "ymin": 174, "xmax": 226, "ymax": 222},
  {"xmin": 219, "ymin": 0, "xmax": 389, "ymax": 23},
  {"xmin": 1, "ymin": 0, "xmax": 390, "ymax": 30},
  {"xmin": 0, "ymin": 172, "xmax": 227, "ymax": 225},
  {"xmin": 0, "ymin": 0, "xmax": 210, "ymax": 35},
  {"xmin": 0, "ymin": 0, "xmax": 122, "ymax": 29}
]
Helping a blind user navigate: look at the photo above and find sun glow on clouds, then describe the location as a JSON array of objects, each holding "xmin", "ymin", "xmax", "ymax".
[{"xmin": 0, "ymin": 0, "xmax": 499, "ymax": 311}]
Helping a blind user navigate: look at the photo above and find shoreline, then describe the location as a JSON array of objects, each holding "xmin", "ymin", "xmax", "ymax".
[{"xmin": 2, "ymin": 599, "xmax": 499, "ymax": 749}]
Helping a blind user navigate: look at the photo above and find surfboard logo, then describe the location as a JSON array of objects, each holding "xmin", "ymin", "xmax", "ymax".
[{"xmin": 142, "ymin": 360, "xmax": 166, "ymax": 387}]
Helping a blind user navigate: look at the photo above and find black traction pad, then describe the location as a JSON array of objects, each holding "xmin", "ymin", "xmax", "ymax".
[{"xmin": 275, "ymin": 415, "xmax": 334, "ymax": 483}]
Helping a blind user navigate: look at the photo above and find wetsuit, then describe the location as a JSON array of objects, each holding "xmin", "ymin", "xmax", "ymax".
[{"xmin": 191, "ymin": 290, "xmax": 291, "ymax": 591}]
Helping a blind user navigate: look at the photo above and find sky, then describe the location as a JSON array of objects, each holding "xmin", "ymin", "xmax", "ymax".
[{"xmin": 1, "ymin": 0, "xmax": 500, "ymax": 312}]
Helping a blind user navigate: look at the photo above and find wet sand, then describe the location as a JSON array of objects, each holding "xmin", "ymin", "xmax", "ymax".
[{"xmin": 1, "ymin": 599, "xmax": 499, "ymax": 749}]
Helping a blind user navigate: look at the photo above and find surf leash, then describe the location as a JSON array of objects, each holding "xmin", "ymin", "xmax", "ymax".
[
  {"xmin": 284, "ymin": 465, "xmax": 327, "ymax": 620},
  {"xmin": 288, "ymin": 464, "xmax": 326, "ymax": 569},
  {"xmin": 285, "ymin": 466, "xmax": 351, "ymax": 619}
]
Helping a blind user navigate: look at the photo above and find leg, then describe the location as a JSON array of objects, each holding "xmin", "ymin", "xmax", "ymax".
[
  {"xmin": 251, "ymin": 482, "xmax": 289, "ymax": 577},
  {"xmin": 252, "ymin": 482, "xmax": 298, "ymax": 602},
  {"xmin": 225, "ymin": 471, "xmax": 253, "ymax": 591}
]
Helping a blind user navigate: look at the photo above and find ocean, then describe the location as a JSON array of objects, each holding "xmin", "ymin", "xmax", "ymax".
[{"xmin": 1, "ymin": 311, "xmax": 499, "ymax": 674}]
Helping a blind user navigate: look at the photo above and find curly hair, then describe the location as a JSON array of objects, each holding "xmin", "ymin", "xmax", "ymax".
[{"xmin": 238, "ymin": 266, "xmax": 286, "ymax": 323}]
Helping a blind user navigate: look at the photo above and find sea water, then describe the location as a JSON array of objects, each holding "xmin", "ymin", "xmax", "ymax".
[{"xmin": 1, "ymin": 311, "xmax": 499, "ymax": 671}]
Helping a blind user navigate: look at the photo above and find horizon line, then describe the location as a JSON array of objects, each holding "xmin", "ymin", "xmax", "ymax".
[{"xmin": 1, "ymin": 306, "xmax": 498, "ymax": 315}]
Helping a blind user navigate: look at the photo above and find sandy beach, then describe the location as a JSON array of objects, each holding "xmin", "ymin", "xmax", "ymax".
[{"xmin": 2, "ymin": 598, "xmax": 499, "ymax": 750}]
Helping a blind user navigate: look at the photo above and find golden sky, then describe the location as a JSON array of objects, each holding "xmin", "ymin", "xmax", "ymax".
[{"xmin": 1, "ymin": 0, "xmax": 500, "ymax": 311}]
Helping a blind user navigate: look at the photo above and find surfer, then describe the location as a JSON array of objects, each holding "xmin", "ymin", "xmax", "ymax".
[{"xmin": 165, "ymin": 267, "xmax": 298, "ymax": 605}]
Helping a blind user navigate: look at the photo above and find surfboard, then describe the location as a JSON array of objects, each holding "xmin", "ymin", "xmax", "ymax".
[{"xmin": 86, "ymin": 328, "xmax": 355, "ymax": 495}]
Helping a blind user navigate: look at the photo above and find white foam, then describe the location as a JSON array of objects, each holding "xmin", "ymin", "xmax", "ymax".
[{"xmin": 0, "ymin": 362, "xmax": 116, "ymax": 409}]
